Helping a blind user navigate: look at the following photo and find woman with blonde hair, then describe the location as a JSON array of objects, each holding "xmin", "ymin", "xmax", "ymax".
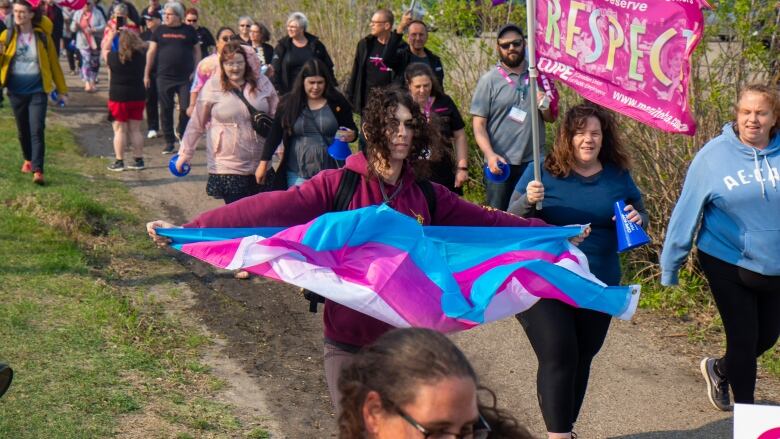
[
  {"xmin": 106, "ymin": 29, "xmax": 146, "ymax": 170},
  {"xmin": 662, "ymin": 84, "xmax": 780, "ymax": 411}
]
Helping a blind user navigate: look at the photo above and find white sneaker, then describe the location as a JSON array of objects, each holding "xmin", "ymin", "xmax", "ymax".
[{"xmin": 147, "ymin": 130, "xmax": 158, "ymax": 139}]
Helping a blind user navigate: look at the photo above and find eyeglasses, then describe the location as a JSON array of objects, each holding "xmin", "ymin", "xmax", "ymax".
[
  {"xmin": 223, "ymin": 61, "xmax": 246, "ymax": 68},
  {"xmin": 186, "ymin": 18, "xmax": 197, "ymax": 23},
  {"xmin": 386, "ymin": 400, "xmax": 491, "ymax": 439},
  {"xmin": 239, "ymin": 24, "xmax": 251, "ymax": 27},
  {"xmin": 498, "ymin": 39, "xmax": 524, "ymax": 50},
  {"xmin": 219, "ymin": 35, "xmax": 233, "ymax": 42}
]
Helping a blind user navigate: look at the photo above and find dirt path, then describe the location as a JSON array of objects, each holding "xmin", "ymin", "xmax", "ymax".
[{"xmin": 53, "ymin": 66, "xmax": 779, "ymax": 438}]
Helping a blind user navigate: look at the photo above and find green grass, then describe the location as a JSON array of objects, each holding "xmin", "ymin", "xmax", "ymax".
[{"xmin": 0, "ymin": 110, "xmax": 268, "ymax": 437}]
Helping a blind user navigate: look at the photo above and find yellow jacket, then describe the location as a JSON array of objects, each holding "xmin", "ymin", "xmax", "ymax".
[{"xmin": 0, "ymin": 16, "xmax": 68, "ymax": 95}]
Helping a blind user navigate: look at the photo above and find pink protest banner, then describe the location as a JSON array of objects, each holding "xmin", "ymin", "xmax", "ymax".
[{"xmin": 535, "ymin": 0, "xmax": 711, "ymax": 135}]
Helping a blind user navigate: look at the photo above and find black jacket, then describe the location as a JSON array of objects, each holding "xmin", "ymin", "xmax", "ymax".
[
  {"xmin": 262, "ymin": 92, "xmax": 358, "ymax": 188},
  {"xmin": 271, "ymin": 33, "xmax": 334, "ymax": 95},
  {"xmin": 345, "ymin": 31, "xmax": 403, "ymax": 115},
  {"xmin": 388, "ymin": 44, "xmax": 445, "ymax": 87}
]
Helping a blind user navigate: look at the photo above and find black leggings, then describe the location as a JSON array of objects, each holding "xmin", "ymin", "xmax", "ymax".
[
  {"xmin": 516, "ymin": 299, "xmax": 611, "ymax": 433},
  {"xmin": 698, "ymin": 251, "xmax": 780, "ymax": 404}
]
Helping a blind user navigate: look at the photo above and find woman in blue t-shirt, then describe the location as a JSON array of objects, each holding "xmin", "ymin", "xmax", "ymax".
[{"xmin": 508, "ymin": 103, "xmax": 647, "ymax": 439}]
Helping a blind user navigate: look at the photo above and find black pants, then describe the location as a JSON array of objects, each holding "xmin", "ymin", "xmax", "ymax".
[
  {"xmin": 146, "ymin": 74, "xmax": 159, "ymax": 131},
  {"xmin": 156, "ymin": 77, "xmax": 190, "ymax": 145},
  {"xmin": 516, "ymin": 299, "xmax": 612, "ymax": 433},
  {"xmin": 698, "ymin": 251, "xmax": 780, "ymax": 404},
  {"xmin": 9, "ymin": 92, "xmax": 48, "ymax": 173},
  {"xmin": 63, "ymin": 36, "xmax": 82, "ymax": 72}
]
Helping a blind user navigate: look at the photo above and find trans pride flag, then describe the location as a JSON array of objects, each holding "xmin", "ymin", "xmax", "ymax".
[{"xmin": 159, "ymin": 205, "xmax": 640, "ymax": 332}]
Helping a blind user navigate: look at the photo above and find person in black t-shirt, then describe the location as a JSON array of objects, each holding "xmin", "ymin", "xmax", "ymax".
[
  {"xmin": 107, "ymin": 30, "xmax": 147, "ymax": 171},
  {"xmin": 140, "ymin": 8, "xmax": 160, "ymax": 137},
  {"xmin": 404, "ymin": 63, "xmax": 468, "ymax": 194},
  {"xmin": 143, "ymin": 1, "xmax": 200, "ymax": 154},
  {"xmin": 184, "ymin": 7, "xmax": 214, "ymax": 55}
]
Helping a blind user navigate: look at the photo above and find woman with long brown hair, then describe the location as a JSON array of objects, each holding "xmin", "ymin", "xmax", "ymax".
[
  {"xmin": 508, "ymin": 103, "xmax": 647, "ymax": 439},
  {"xmin": 106, "ymin": 30, "xmax": 146, "ymax": 171},
  {"xmin": 174, "ymin": 41, "xmax": 277, "ymax": 204},
  {"xmin": 148, "ymin": 87, "xmax": 582, "ymax": 414}
]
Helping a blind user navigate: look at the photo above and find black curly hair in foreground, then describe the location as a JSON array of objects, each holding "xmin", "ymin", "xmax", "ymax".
[{"xmin": 361, "ymin": 86, "xmax": 443, "ymax": 180}]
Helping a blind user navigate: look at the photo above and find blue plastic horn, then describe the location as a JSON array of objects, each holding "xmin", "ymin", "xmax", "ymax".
[
  {"xmin": 614, "ymin": 200, "xmax": 650, "ymax": 252},
  {"xmin": 169, "ymin": 154, "xmax": 190, "ymax": 177},
  {"xmin": 484, "ymin": 162, "xmax": 510, "ymax": 183},
  {"xmin": 328, "ymin": 134, "xmax": 352, "ymax": 160}
]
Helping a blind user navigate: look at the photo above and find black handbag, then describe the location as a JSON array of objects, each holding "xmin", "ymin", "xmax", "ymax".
[{"xmin": 232, "ymin": 88, "xmax": 273, "ymax": 138}]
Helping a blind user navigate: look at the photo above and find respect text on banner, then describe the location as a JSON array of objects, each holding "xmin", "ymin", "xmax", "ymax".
[{"xmin": 535, "ymin": 0, "xmax": 711, "ymax": 135}]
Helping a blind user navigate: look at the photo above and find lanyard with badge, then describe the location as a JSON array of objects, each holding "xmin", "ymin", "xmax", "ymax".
[{"xmin": 496, "ymin": 63, "xmax": 529, "ymax": 125}]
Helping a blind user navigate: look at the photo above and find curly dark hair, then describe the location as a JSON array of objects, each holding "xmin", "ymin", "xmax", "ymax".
[
  {"xmin": 362, "ymin": 87, "xmax": 442, "ymax": 180},
  {"xmin": 545, "ymin": 102, "xmax": 631, "ymax": 177},
  {"xmin": 337, "ymin": 328, "xmax": 533, "ymax": 439},
  {"xmin": 219, "ymin": 41, "xmax": 257, "ymax": 93}
]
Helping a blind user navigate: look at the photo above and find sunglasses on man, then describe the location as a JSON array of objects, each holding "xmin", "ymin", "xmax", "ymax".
[{"xmin": 498, "ymin": 39, "xmax": 524, "ymax": 50}]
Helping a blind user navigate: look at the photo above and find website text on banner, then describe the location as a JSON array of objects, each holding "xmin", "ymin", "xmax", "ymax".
[{"xmin": 535, "ymin": 0, "xmax": 711, "ymax": 135}]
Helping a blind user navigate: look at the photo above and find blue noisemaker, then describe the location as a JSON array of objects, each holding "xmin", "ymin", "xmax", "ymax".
[
  {"xmin": 169, "ymin": 154, "xmax": 190, "ymax": 177},
  {"xmin": 484, "ymin": 162, "xmax": 510, "ymax": 183},
  {"xmin": 614, "ymin": 200, "xmax": 650, "ymax": 252}
]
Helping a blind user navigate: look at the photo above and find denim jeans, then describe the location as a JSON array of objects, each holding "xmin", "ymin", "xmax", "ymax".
[
  {"xmin": 157, "ymin": 78, "xmax": 191, "ymax": 145},
  {"xmin": 9, "ymin": 92, "xmax": 48, "ymax": 173},
  {"xmin": 484, "ymin": 161, "xmax": 530, "ymax": 211},
  {"xmin": 286, "ymin": 171, "xmax": 307, "ymax": 187}
]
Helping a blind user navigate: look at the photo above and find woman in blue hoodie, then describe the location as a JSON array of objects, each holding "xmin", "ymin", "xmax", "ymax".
[{"xmin": 661, "ymin": 84, "xmax": 780, "ymax": 412}]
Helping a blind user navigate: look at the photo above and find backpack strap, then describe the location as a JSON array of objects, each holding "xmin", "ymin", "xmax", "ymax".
[
  {"xmin": 416, "ymin": 179, "xmax": 437, "ymax": 222},
  {"xmin": 333, "ymin": 168, "xmax": 360, "ymax": 212},
  {"xmin": 304, "ymin": 168, "xmax": 361, "ymax": 313}
]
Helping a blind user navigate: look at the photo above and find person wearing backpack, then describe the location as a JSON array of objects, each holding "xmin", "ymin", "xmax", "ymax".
[
  {"xmin": 1, "ymin": 0, "xmax": 67, "ymax": 185},
  {"xmin": 147, "ymin": 87, "xmax": 591, "ymax": 412}
]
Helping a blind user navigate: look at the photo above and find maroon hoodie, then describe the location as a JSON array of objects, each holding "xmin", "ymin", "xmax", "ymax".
[{"xmin": 185, "ymin": 153, "xmax": 547, "ymax": 348}]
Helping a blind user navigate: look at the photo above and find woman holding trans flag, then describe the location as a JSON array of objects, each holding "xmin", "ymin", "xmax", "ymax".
[
  {"xmin": 147, "ymin": 87, "xmax": 586, "ymax": 413},
  {"xmin": 661, "ymin": 84, "xmax": 780, "ymax": 412},
  {"xmin": 509, "ymin": 103, "xmax": 647, "ymax": 439}
]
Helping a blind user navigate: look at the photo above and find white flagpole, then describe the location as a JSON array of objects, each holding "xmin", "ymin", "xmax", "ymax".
[{"xmin": 525, "ymin": 0, "xmax": 543, "ymax": 210}]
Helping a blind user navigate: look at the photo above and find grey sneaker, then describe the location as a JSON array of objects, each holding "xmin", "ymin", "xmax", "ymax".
[
  {"xmin": 126, "ymin": 158, "xmax": 145, "ymax": 170},
  {"xmin": 700, "ymin": 357, "xmax": 732, "ymax": 411},
  {"xmin": 162, "ymin": 144, "xmax": 175, "ymax": 155},
  {"xmin": 107, "ymin": 159, "xmax": 124, "ymax": 171}
]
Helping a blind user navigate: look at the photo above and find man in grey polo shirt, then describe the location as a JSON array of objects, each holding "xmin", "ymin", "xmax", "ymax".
[{"xmin": 471, "ymin": 23, "xmax": 558, "ymax": 211}]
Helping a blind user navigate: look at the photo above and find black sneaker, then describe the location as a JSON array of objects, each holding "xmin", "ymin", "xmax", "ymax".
[
  {"xmin": 700, "ymin": 357, "xmax": 732, "ymax": 411},
  {"xmin": 107, "ymin": 159, "xmax": 125, "ymax": 171},
  {"xmin": 126, "ymin": 158, "xmax": 145, "ymax": 170},
  {"xmin": 162, "ymin": 144, "xmax": 175, "ymax": 155}
]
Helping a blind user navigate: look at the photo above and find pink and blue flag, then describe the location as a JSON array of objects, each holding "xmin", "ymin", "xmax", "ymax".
[{"xmin": 158, "ymin": 205, "xmax": 640, "ymax": 332}]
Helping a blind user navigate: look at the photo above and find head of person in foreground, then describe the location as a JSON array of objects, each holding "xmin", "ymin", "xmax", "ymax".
[{"xmin": 337, "ymin": 327, "xmax": 534, "ymax": 439}]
